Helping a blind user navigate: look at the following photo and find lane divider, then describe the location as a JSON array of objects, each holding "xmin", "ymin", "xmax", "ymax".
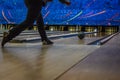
[
  {"xmin": 98, "ymin": 32, "xmax": 119, "ymax": 45},
  {"xmin": 88, "ymin": 32, "xmax": 120, "ymax": 45},
  {"xmin": 10, "ymin": 32, "xmax": 97, "ymax": 43}
]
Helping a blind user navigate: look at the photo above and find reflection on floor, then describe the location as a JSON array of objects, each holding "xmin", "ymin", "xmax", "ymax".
[
  {"xmin": 0, "ymin": 43, "xmax": 99, "ymax": 80},
  {"xmin": 0, "ymin": 31, "xmax": 120, "ymax": 80},
  {"xmin": 57, "ymin": 33, "xmax": 120, "ymax": 80}
]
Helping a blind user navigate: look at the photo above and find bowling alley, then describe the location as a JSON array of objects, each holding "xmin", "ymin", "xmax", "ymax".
[{"xmin": 0, "ymin": 0, "xmax": 120, "ymax": 80}]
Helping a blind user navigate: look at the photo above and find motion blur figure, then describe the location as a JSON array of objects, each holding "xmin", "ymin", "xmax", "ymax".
[{"xmin": 1, "ymin": 0, "xmax": 71, "ymax": 47}]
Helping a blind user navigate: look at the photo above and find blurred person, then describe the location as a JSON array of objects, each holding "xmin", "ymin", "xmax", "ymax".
[{"xmin": 1, "ymin": 0, "xmax": 71, "ymax": 47}]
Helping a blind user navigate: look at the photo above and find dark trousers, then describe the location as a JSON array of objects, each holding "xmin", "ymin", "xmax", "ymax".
[{"xmin": 8, "ymin": 0, "xmax": 48, "ymax": 41}]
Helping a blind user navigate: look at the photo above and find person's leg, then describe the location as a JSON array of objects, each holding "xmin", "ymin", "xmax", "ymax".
[
  {"xmin": 36, "ymin": 13, "xmax": 53, "ymax": 45},
  {"xmin": 1, "ymin": 0, "xmax": 42, "ymax": 47}
]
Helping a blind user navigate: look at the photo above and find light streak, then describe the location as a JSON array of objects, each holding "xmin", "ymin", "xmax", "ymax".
[
  {"xmin": 79, "ymin": 11, "xmax": 94, "ymax": 18},
  {"xmin": 61, "ymin": 11, "xmax": 72, "ymax": 18},
  {"xmin": 2, "ymin": 9, "xmax": 14, "ymax": 24},
  {"xmin": 43, "ymin": 11, "xmax": 50, "ymax": 19},
  {"xmin": 83, "ymin": 10, "xmax": 106, "ymax": 18},
  {"xmin": 8, "ymin": 10, "xmax": 13, "ymax": 18},
  {"xmin": 66, "ymin": 10, "xmax": 83, "ymax": 22},
  {"xmin": 107, "ymin": 13, "xmax": 119, "ymax": 21}
]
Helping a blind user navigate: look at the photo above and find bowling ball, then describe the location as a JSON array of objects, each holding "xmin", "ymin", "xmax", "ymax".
[{"xmin": 78, "ymin": 32, "xmax": 85, "ymax": 39}]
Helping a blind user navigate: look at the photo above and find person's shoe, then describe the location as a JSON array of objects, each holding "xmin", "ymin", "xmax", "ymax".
[
  {"xmin": 1, "ymin": 32, "xmax": 9, "ymax": 47},
  {"xmin": 42, "ymin": 39, "xmax": 53, "ymax": 45}
]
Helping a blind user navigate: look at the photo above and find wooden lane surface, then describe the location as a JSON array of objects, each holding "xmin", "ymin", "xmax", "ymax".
[
  {"xmin": 0, "ymin": 42, "xmax": 99, "ymax": 80},
  {"xmin": 57, "ymin": 33, "xmax": 120, "ymax": 80},
  {"xmin": 53, "ymin": 36, "xmax": 103, "ymax": 45}
]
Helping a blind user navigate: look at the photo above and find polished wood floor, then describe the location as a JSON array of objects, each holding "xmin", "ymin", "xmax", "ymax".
[
  {"xmin": 57, "ymin": 33, "xmax": 120, "ymax": 80},
  {"xmin": 0, "ymin": 33, "xmax": 120, "ymax": 80},
  {"xmin": 0, "ymin": 36, "xmax": 99, "ymax": 80}
]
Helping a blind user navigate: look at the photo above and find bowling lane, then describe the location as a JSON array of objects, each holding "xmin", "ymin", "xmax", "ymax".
[
  {"xmin": 0, "ymin": 38, "xmax": 99, "ymax": 80},
  {"xmin": 0, "ymin": 31, "xmax": 112, "ymax": 45},
  {"xmin": 20, "ymin": 32, "xmax": 111, "ymax": 45},
  {"xmin": 0, "ymin": 31, "xmax": 115, "ymax": 80},
  {"xmin": 0, "ymin": 31, "xmax": 74, "ymax": 40},
  {"xmin": 53, "ymin": 32, "xmax": 107, "ymax": 45}
]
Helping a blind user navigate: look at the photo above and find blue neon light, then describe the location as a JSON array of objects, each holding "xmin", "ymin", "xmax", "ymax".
[{"xmin": 0, "ymin": 0, "xmax": 120, "ymax": 25}]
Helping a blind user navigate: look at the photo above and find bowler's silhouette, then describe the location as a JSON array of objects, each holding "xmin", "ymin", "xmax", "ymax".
[{"xmin": 1, "ymin": 0, "xmax": 71, "ymax": 47}]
